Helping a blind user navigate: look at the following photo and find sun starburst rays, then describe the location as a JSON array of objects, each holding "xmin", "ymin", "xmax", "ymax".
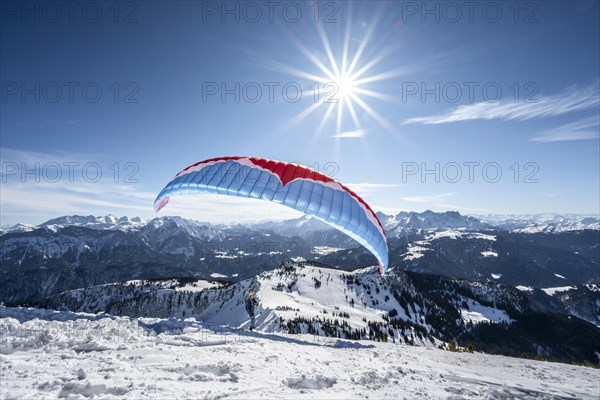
[{"xmin": 276, "ymin": 7, "xmax": 402, "ymax": 138}]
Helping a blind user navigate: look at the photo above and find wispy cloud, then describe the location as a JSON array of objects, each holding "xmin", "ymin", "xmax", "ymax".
[
  {"xmin": 331, "ymin": 129, "xmax": 367, "ymax": 138},
  {"xmin": 0, "ymin": 179, "xmax": 156, "ymax": 223},
  {"xmin": 403, "ymin": 81, "xmax": 599, "ymax": 125},
  {"xmin": 401, "ymin": 192, "xmax": 459, "ymax": 206},
  {"xmin": 0, "ymin": 147, "xmax": 107, "ymax": 166},
  {"xmin": 530, "ymin": 115, "xmax": 599, "ymax": 143},
  {"xmin": 346, "ymin": 182, "xmax": 405, "ymax": 193},
  {"xmin": 0, "ymin": 148, "xmax": 154, "ymax": 225},
  {"xmin": 0, "ymin": 148, "xmax": 304, "ymax": 226}
]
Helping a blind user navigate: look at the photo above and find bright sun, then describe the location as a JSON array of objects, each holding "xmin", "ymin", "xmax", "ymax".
[
  {"xmin": 273, "ymin": 4, "xmax": 400, "ymax": 136},
  {"xmin": 335, "ymin": 74, "xmax": 356, "ymax": 101}
]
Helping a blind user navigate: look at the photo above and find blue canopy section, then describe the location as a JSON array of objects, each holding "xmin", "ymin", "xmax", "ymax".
[{"xmin": 155, "ymin": 159, "xmax": 388, "ymax": 273}]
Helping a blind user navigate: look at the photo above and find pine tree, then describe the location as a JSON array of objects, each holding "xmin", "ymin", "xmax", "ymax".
[{"xmin": 448, "ymin": 340, "xmax": 458, "ymax": 352}]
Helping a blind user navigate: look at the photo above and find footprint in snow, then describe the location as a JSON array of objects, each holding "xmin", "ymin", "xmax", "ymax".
[
  {"xmin": 285, "ymin": 375, "xmax": 336, "ymax": 390},
  {"xmin": 76, "ymin": 368, "xmax": 87, "ymax": 380},
  {"xmin": 57, "ymin": 382, "xmax": 129, "ymax": 398},
  {"xmin": 170, "ymin": 362, "xmax": 240, "ymax": 383}
]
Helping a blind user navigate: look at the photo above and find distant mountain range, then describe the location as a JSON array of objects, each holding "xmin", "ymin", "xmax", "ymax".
[
  {"xmin": 1, "ymin": 211, "xmax": 598, "ymax": 305},
  {"xmin": 474, "ymin": 213, "xmax": 600, "ymax": 233},
  {"xmin": 2, "ymin": 211, "xmax": 599, "ymax": 235}
]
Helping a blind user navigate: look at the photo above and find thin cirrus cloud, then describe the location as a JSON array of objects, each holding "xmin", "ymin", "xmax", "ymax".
[
  {"xmin": 0, "ymin": 148, "xmax": 155, "ymax": 225},
  {"xmin": 403, "ymin": 81, "xmax": 599, "ymax": 125},
  {"xmin": 346, "ymin": 183, "xmax": 405, "ymax": 193},
  {"xmin": 401, "ymin": 192, "xmax": 459, "ymax": 206},
  {"xmin": 0, "ymin": 148, "xmax": 407, "ymax": 225},
  {"xmin": 530, "ymin": 115, "xmax": 599, "ymax": 143},
  {"xmin": 331, "ymin": 129, "xmax": 367, "ymax": 138},
  {"xmin": 0, "ymin": 178, "xmax": 157, "ymax": 224},
  {"xmin": 0, "ymin": 148, "xmax": 308, "ymax": 225}
]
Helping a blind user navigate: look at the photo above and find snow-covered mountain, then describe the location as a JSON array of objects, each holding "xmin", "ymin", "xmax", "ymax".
[
  {"xmin": 475, "ymin": 213, "xmax": 600, "ymax": 233},
  {"xmin": 0, "ymin": 215, "xmax": 147, "ymax": 235},
  {"xmin": 382, "ymin": 210, "xmax": 491, "ymax": 236},
  {"xmin": 3, "ymin": 210, "xmax": 598, "ymax": 235},
  {"xmin": 39, "ymin": 214, "xmax": 146, "ymax": 232},
  {"xmin": 1, "ymin": 212, "xmax": 598, "ymax": 305},
  {"xmin": 28, "ymin": 261, "xmax": 600, "ymax": 366},
  {"xmin": 0, "ymin": 222, "xmax": 35, "ymax": 234}
]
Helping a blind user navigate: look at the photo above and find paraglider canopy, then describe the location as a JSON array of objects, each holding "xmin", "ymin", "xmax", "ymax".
[{"xmin": 154, "ymin": 156, "xmax": 389, "ymax": 273}]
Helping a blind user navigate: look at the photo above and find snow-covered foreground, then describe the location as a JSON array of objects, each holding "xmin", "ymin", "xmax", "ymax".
[{"xmin": 1, "ymin": 308, "xmax": 598, "ymax": 399}]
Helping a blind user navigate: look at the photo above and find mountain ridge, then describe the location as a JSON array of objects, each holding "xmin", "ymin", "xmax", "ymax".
[
  {"xmin": 1, "ymin": 211, "xmax": 598, "ymax": 304},
  {"xmin": 3, "ymin": 210, "xmax": 599, "ymax": 235},
  {"xmin": 25, "ymin": 261, "xmax": 600, "ymax": 366}
]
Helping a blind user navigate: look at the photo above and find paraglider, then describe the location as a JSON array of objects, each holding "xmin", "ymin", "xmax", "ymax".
[{"xmin": 154, "ymin": 156, "xmax": 389, "ymax": 273}]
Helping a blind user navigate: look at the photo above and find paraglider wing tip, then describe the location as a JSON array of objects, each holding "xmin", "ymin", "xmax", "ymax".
[
  {"xmin": 154, "ymin": 197, "xmax": 169, "ymax": 212},
  {"xmin": 378, "ymin": 262, "xmax": 385, "ymax": 275}
]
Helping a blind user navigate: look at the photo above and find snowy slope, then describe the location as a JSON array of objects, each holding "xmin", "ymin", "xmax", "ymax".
[
  {"xmin": 30, "ymin": 264, "xmax": 435, "ymax": 343},
  {"xmin": 1, "ymin": 306, "xmax": 598, "ymax": 399},
  {"xmin": 31, "ymin": 263, "xmax": 519, "ymax": 344},
  {"xmin": 28, "ymin": 261, "xmax": 600, "ymax": 367}
]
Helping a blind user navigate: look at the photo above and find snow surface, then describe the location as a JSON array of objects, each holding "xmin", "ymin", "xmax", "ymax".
[
  {"xmin": 1, "ymin": 306, "xmax": 598, "ymax": 399},
  {"xmin": 516, "ymin": 286, "xmax": 534, "ymax": 292},
  {"xmin": 585, "ymin": 284, "xmax": 600, "ymax": 292},
  {"xmin": 311, "ymin": 246, "xmax": 342, "ymax": 256},
  {"xmin": 176, "ymin": 281, "xmax": 221, "ymax": 292},
  {"xmin": 482, "ymin": 251, "xmax": 499, "ymax": 258},
  {"xmin": 403, "ymin": 243, "xmax": 431, "ymax": 261},
  {"xmin": 460, "ymin": 300, "xmax": 513, "ymax": 324},
  {"xmin": 542, "ymin": 286, "xmax": 576, "ymax": 296},
  {"xmin": 425, "ymin": 230, "xmax": 496, "ymax": 242},
  {"xmin": 257, "ymin": 266, "xmax": 390, "ymax": 330}
]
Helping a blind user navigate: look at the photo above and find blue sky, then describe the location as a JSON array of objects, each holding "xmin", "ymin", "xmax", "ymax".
[{"xmin": 1, "ymin": 0, "xmax": 599, "ymax": 225}]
